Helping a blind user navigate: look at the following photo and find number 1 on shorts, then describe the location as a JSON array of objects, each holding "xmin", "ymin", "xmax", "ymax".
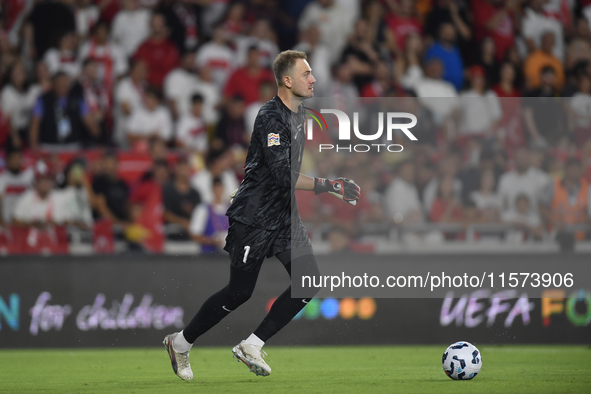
[{"xmin": 243, "ymin": 245, "xmax": 251, "ymax": 263}]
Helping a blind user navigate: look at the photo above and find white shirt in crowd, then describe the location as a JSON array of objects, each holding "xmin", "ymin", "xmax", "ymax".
[
  {"xmin": 127, "ymin": 105, "xmax": 173, "ymax": 141},
  {"xmin": 521, "ymin": 7, "xmax": 564, "ymax": 61},
  {"xmin": 111, "ymin": 7, "xmax": 152, "ymax": 57},
  {"xmin": 458, "ymin": 89, "xmax": 502, "ymax": 136},
  {"xmin": 191, "ymin": 170, "xmax": 238, "ymax": 204},
  {"xmin": 75, "ymin": 5, "xmax": 100, "ymax": 38},
  {"xmin": 470, "ymin": 191, "xmax": 503, "ymax": 212},
  {"xmin": 193, "ymin": 78, "xmax": 221, "ymax": 126},
  {"xmin": 234, "ymin": 36, "xmax": 279, "ymax": 68},
  {"xmin": 401, "ymin": 65, "xmax": 459, "ymax": 123},
  {"xmin": 569, "ymin": 93, "xmax": 591, "ymax": 128},
  {"xmin": 501, "ymin": 209, "xmax": 542, "ymax": 243},
  {"xmin": 164, "ymin": 68, "xmax": 199, "ymax": 118},
  {"xmin": 1, "ymin": 84, "xmax": 41, "ymax": 131},
  {"xmin": 52, "ymin": 186, "xmax": 93, "ymax": 226},
  {"xmin": 13, "ymin": 189, "xmax": 57, "ymax": 224},
  {"xmin": 298, "ymin": 0, "xmax": 358, "ymax": 62},
  {"xmin": 498, "ymin": 166, "xmax": 551, "ymax": 213},
  {"xmin": 195, "ymin": 42, "xmax": 235, "ymax": 89},
  {"xmin": 0, "ymin": 168, "xmax": 34, "ymax": 224},
  {"xmin": 176, "ymin": 115, "xmax": 208, "ymax": 152},
  {"xmin": 43, "ymin": 49, "xmax": 80, "ymax": 78},
  {"xmin": 114, "ymin": 77, "xmax": 145, "ymax": 145},
  {"xmin": 77, "ymin": 40, "xmax": 129, "ymax": 80},
  {"xmin": 384, "ymin": 177, "xmax": 424, "ymax": 223}
]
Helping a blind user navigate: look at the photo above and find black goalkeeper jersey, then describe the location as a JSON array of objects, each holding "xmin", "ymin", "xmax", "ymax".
[{"xmin": 226, "ymin": 95, "xmax": 306, "ymax": 230}]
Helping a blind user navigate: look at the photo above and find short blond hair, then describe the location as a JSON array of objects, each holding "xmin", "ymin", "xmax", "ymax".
[{"xmin": 272, "ymin": 50, "xmax": 307, "ymax": 87}]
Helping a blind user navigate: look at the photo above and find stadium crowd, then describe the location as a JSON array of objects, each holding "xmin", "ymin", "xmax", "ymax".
[{"xmin": 1, "ymin": 0, "xmax": 591, "ymax": 253}]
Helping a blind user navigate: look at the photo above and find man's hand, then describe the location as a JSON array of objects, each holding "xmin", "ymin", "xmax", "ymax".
[{"xmin": 313, "ymin": 177, "xmax": 361, "ymax": 206}]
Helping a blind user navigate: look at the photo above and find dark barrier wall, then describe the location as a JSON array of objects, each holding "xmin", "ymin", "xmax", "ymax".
[{"xmin": 0, "ymin": 255, "xmax": 590, "ymax": 348}]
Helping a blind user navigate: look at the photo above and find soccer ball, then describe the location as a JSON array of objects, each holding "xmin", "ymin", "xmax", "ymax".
[{"xmin": 442, "ymin": 341, "xmax": 482, "ymax": 380}]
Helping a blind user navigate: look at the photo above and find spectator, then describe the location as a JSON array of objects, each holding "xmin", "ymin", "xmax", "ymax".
[
  {"xmin": 162, "ymin": 156, "xmax": 201, "ymax": 232},
  {"xmin": 12, "ymin": 162, "xmax": 56, "ymax": 228},
  {"xmin": 176, "ymin": 94, "xmax": 208, "ymax": 152},
  {"xmin": 423, "ymin": 0, "xmax": 472, "ymax": 61},
  {"xmin": 567, "ymin": 73, "xmax": 591, "ymax": 145},
  {"xmin": 129, "ymin": 159, "xmax": 170, "ymax": 206},
  {"xmin": 341, "ymin": 19, "xmax": 380, "ymax": 88},
  {"xmin": 493, "ymin": 63, "xmax": 526, "ymax": 151},
  {"xmin": 1, "ymin": 60, "xmax": 42, "ymax": 148},
  {"xmin": 471, "ymin": 0, "xmax": 517, "ymax": 62},
  {"xmin": 43, "ymin": 32, "xmax": 80, "ymax": 78},
  {"xmin": 0, "ymin": 148, "xmax": 34, "ymax": 226},
  {"xmin": 360, "ymin": 61, "xmax": 397, "ymax": 98},
  {"xmin": 292, "ymin": 24, "xmax": 332, "ymax": 96},
  {"xmin": 235, "ymin": 19, "xmax": 279, "ymax": 69},
  {"xmin": 91, "ymin": 151, "xmax": 129, "ymax": 225},
  {"xmin": 498, "ymin": 147, "xmax": 551, "ymax": 214},
  {"xmin": 469, "ymin": 168, "xmax": 502, "ymax": 223},
  {"xmin": 53, "ymin": 159, "xmax": 93, "ymax": 228},
  {"xmin": 541, "ymin": 158, "xmax": 590, "ymax": 241},
  {"xmin": 385, "ymin": 0, "xmax": 422, "ymax": 52},
  {"xmin": 424, "ymin": 22, "xmax": 464, "ymax": 91},
  {"xmin": 158, "ymin": 0, "xmax": 199, "ymax": 53},
  {"xmin": 126, "ymin": 87, "xmax": 173, "ymax": 149},
  {"xmin": 164, "ymin": 50, "xmax": 199, "ymax": 120},
  {"xmin": 384, "ymin": 160, "xmax": 424, "ymax": 224},
  {"xmin": 522, "ymin": 0, "xmax": 564, "ymax": 61},
  {"xmin": 327, "ymin": 62, "xmax": 359, "ymax": 115},
  {"xmin": 396, "ymin": 33, "xmax": 424, "ymax": 87},
  {"xmin": 502, "ymin": 193, "xmax": 543, "ymax": 242},
  {"xmin": 523, "ymin": 31, "xmax": 565, "ymax": 90},
  {"xmin": 423, "ymin": 154, "xmax": 462, "ymax": 213},
  {"xmin": 244, "ymin": 81, "xmax": 275, "ymax": 139},
  {"xmin": 523, "ymin": 67, "xmax": 563, "ymax": 145},
  {"xmin": 194, "ymin": 65, "xmax": 222, "ymax": 126},
  {"xmin": 195, "ymin": 24, "xmax": 236, "ymax": 90},
  {"xmin": 473, "ymin": 37, "xmax": 499, "ymax": 88},
  {"xmin": 189, "ymin": 176, "xmax": 230, "ymax": 253},
  {"xmin": 75, "ymin": 0, "xmax": 100, "ymax": 40},
  {"xmin": 191, "ymin": 149, "xmax": 239, "ymax": 204},
  {"xmin": 113, "ymin": 60, "xmax": 148, "ymax": 147},
  {"xmin": 110, "ymin": 0, "xmax": 152, "ymax": 57},
  {"xmin": 29, "ymin": 72, "xmax": 98, "ymax": 151},
  {"xmin": 298, "ymin": 0, "xmax": 357, "ymax": 62},
  {"xmin": 429, "ymin": 176, "xmax": 463, "ymax": 227},
  {"xmin": 504, "ymin": 45, "xmax": 526, "ymax": 90},
  {"xmin": 133, "ymin": 13, "xmax": 180, "ymax": 88},
  {"xmin": 223, "ymin": 45, "xmax": 274, "ymax": 105},
  {"xmin": 77, "ymin": 19, "xmax": 128, "ymax": 94},
  {"xmin": 219, "ymin": 2, "xmax": 247, "ymax": 40},
  {"xmin": 457, "ymin": 65, "xmax": 501, "ymax": 141},
  {"xmin": 25, "ymin": 0, "xmax": 76, "ymax": 61},
  {"xmin": 69, "ymin": 59, "xmax": 110, "ymax": 146}
]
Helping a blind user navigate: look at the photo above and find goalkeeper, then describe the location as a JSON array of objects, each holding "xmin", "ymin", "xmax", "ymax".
[{"xmin": 163, "ymin": 50, "xmax": 360, "ymax": 380}]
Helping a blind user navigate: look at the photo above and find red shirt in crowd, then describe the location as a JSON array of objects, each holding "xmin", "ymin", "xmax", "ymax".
[
  {"xmin": 133, "ymin": 38, "xmax": 180, "ymax": 88},
  {"xmin": 471, "ymin": 0, "xmax": 515, "ymax": 61},
  {"xmin": 385, "ymin": 14, "xmax": 422, "ymax": 50},
  {"xmin": 223, "ymin": 66, "xmax": 274, "ymax": 105}
]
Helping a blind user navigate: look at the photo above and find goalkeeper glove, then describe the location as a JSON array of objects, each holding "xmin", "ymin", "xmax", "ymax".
[{"xmin": 313, "ymin": 177, "xmax": 360, "ymax": 206}]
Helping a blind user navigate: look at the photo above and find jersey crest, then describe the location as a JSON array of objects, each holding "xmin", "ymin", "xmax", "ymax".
[{"xmin": 268, "ymin": 133, "xmax": 280, "ymax": 147}]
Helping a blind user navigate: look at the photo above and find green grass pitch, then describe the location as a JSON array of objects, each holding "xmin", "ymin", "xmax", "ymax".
[{"xmin": 1, "ymin": 345, "xmax": 590, "ymax": 394}]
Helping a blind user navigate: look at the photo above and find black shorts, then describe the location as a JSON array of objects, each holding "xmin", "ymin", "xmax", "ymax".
[{"xmin": 223, "ymin": 220, "xmax": 313, "ymax": 272}]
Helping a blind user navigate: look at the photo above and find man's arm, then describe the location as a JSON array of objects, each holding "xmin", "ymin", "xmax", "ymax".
[{"xmin": 295, "ymin": 173, "xmax": 314, "ymax": 191}]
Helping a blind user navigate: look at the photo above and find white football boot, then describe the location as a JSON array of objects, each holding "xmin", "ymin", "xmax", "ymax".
[
  {"xmin": 232, "ymin": 340, "xmax": 272, "ymax": 376},
  {"xmin": 163, "ymin": 332, "xmax": 194, "ymax": 380}
]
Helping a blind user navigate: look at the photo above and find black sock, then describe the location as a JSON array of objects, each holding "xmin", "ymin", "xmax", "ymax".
[
  {"xmin": 182, "ymin": 266, "xmax": 259, "ymax": 344},
  {"xmin": 253, "ymin": 254, "xmax": 320, "ymax": 342}
]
